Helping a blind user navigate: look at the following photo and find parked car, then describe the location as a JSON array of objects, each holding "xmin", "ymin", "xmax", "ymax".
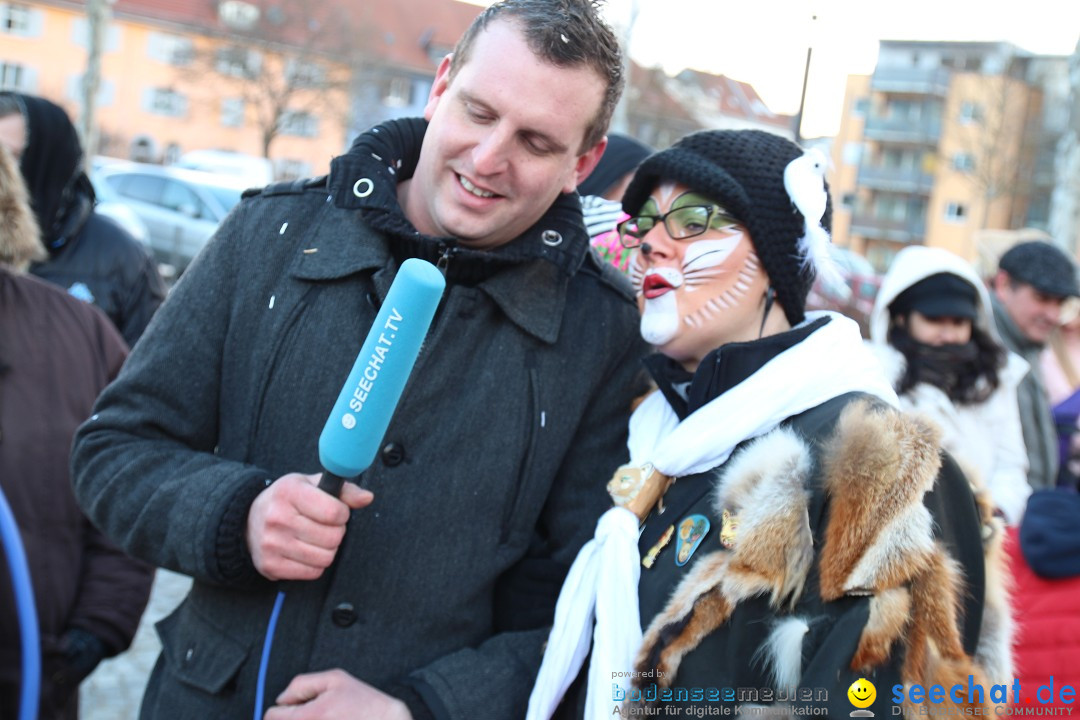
[
  {"xmin": 88, "ymin": 167, "xmax": 151, "ymax": 246},
  {"xmin": 89, "ymin": 160, "xmax": 249, "ymax": 276}
]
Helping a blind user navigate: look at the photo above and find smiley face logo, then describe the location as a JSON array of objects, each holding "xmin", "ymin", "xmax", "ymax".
[{"xmin": 847, "ymin": 678, "xmax": 876, "ymax": 709}]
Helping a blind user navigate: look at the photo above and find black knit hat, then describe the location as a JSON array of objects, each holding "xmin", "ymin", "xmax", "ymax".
[
  {"xmin": 622, "ymin": 129, "xmax": 831, "ymax": 326},
  {"xmin": 998, "ymin": 241, "xmax": 1079, "ymax": 298}
]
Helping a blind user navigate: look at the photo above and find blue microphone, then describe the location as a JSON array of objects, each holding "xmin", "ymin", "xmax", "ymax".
[
  {"xmin": 316, "ymin": 258, "xmax": 446, "ymax": 496},
  {"xmin": 254, "ymin": 258, "xmax": 445, "ymax": 719}
]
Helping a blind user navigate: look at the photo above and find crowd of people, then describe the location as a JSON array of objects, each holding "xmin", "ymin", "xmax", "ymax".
[{"xmin": 2, "ymin": 1, "xmax": 1080, "ymax": 718}]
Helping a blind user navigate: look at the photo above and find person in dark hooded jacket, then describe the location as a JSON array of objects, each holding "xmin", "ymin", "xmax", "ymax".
[
  {"xmin": 0, "ymin": 92, "xmax": 165, "ymax": 347},
  {"xmin": 0, "ymin": 144, "xmax": 153, "ymax": 719}
]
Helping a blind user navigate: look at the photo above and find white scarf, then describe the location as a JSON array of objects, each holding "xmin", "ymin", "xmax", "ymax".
[{"xmin": 527, "ymin": 312, "xmax": 898, "ymax": 720}]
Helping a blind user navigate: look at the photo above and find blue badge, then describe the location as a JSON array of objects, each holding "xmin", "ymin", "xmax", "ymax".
[{"xmin": 674, "ymin": 514, "xmax": 710, "ymax": 567}]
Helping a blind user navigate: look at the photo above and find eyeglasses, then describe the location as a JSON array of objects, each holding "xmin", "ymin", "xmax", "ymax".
[{"xmin": 616, "ymin": 205, "xmax": 739, "ymax": 249}]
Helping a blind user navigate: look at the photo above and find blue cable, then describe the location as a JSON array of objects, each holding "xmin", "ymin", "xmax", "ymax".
[
  {"xmin": 0, "ymin": 483, "xmax": 40, "ymax": 720},
  {"xmin": 254, "ymin": 589, "xmax": 286, "ymax": 720}
]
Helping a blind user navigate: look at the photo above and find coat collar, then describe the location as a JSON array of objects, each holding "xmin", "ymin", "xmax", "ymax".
[{"xmin": 288, "ymin": 173, "xmax": 571, "ymax": 344}]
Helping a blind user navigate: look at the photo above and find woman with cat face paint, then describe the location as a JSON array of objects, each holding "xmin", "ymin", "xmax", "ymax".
[
  {"xmin": 869, "ymin": 245, "xmax": 1032, "ymax": 525},
  {"xmin": 529, "ymin": 131, "xmax": 1011, "ymax": 720}
]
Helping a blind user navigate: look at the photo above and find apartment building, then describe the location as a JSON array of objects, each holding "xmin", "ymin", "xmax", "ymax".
[
  {"xmin": 829, "ymin": 40, "xmax": 1069, "ymax": 270},
  {"xmin": 0, "ymin": 0, "xmax": 478, "ymax": 178}
]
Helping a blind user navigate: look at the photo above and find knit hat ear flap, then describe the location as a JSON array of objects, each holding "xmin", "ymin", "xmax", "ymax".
[{"xmin": 623, "ymin": 130, "xmax": 836, "ymax": 326}]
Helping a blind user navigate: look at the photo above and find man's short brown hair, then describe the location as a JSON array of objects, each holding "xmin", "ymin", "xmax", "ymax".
[{"xmin": 449, "ymin": 0, "xmax": 624, "ymax": 152}]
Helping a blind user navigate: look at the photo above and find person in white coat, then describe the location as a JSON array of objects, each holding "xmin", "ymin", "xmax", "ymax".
[{"xmin": 870, "ymin": 244, "xmax": 1031, "ymax": 524}]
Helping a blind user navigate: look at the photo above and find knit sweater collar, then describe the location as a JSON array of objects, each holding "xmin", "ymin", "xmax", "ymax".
[{"xmin": 326, "ymin": 117, "xmax": 590, "ymax": 285}]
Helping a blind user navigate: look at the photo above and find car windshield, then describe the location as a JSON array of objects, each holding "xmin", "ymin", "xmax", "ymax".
[{"xmin": 205, "ymin": 185, "xmax": 243, "ymax": 213}]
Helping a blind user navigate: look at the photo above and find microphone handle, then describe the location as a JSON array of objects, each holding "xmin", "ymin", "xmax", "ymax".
[{"xmin": 317, "ymin": 470, "xmax": 356, "ymax": 497}]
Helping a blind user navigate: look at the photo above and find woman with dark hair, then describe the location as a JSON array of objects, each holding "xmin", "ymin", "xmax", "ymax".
[{"xmin": 870, "ymin": 244, "xmax": 1031, "ymax": 524}]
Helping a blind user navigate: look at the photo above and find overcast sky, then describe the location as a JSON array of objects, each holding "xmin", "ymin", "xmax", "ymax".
[{"xmin": 465, "ymin": 0, "xmax": 1080, "ymax": 138}]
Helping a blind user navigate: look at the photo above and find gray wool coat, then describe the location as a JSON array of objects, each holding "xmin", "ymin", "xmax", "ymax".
[{"xmin": 71, "ymin": 163, "xmax": 648, "ymax": 719}]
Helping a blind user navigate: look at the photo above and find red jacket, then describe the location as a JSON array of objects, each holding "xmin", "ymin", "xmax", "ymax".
[{"xmin": 1007, "ymin": 527, "xmax": 1080, "ymax": 710}]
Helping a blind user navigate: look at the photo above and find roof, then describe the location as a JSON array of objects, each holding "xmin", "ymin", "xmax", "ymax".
[
  {"xmin": 64, "ymin": 0, "xmax": 479, "ymax": 72},
  {"xmin": 673, "ymin": 68, "xmax": 793, "ymax": 131}
]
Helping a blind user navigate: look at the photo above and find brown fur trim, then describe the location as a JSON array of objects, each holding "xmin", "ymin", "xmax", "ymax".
[
  {"xmin": 636, "ymin": 429, "xmax": 815, "ymax": 684},
  {"xmin": 819, "ymin": 401, "xmax": 942, "ymax": 599},
  {"xmin": 713, "ymin": 428, "xmax": 814, "ymax": 608},
  {"xmin": 635, "ymin": 552, "xmax": 732, "ymax": 685},
  {"xmin": 973, "ymin": 492, "xmax": 1014, "ymax": 685},
  {"xmin": 0, "ymin": 146, "xmax": 44, "ymax": 271},
  {"xmin": 852, "ymin": 587, "xmax": 911, "ymax": 672},
  {"xmin": 652, "ymin": 588, "xmax": 730, "ymax": 685},
  {"xmin": 900, "ymin": 545, "xmax": 993, "ymax": 714}
]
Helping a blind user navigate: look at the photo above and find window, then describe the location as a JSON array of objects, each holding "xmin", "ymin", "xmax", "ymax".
[
  {"xmin": 945, "ymin": 202, "xmax": 967, "ymax": 222},
  {"xmin": 853, "ymin": 98, "xmax": 869, "ymax": 117},
  {"xmin": 275, "ymin": 158, "xmax": 309, "ymax": 181},
  {"xmin": 384, "ymin": 76, "xmax": 412, "ymax": 108},
  {"xmin": 286, "ymin": 58, "xmax": 324, "ymax": 88},
  {"xmin": 2, "ymin": 3, "xmax": 30, "ymax": 33},
  {"xmin": 952, "ymin": 153, "xmax": 975, "ymax": 172},
  {"xmin": 279, "ymin": 110, "xmax": 318, "ymax": 138},
  {"xmin": 216, "ymin": 46, "xmax": 261, "ymax": 78},
  {"xmin": 842, "ymin": 142, "xmax": 862, "ymax": 166},
  {"xmin": 161, "ymin": 179, "xmax": 209, "ymax": 218},
  {"xmin": 107, "ymin": 173, "xmax": 165, "ymax": 205},
  {"xmin": 145, "ymin": 88, "xmax": 188, "ymax": 118},
  {"xmin": 163, "ymin": 143, "xmax": 182, "ymax": 165},
  {"xmin": 219, "ymin": 0, "xmax": 259, "ymax": 30},
  {"xmin": 959, "ymin": 101, "xmax": 982, "ymax": 124},
  {"xmin": 221, "ymin": 97, "xmax": 245, "ymax": 128},
  {"xmin": 148, "ymin": 32, "xmax": 194, "ymax": 66},
  {"xmin": 0, "ymin": 61, "xmax": 25, "ymax": 90},
  {"xmin": 841, "ymin": 192, "xmax": 856, "ymax": 210}
]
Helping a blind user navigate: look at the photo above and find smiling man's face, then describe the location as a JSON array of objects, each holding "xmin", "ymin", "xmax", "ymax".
[{"xmin": 400, "ymin": 19, "xmax": 607, "ymax": 250}]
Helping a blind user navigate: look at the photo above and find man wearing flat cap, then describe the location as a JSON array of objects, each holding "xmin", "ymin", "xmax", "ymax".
[{"xmin": 990, "ymin": 240, "xmax": 1080, "ymax": 489}]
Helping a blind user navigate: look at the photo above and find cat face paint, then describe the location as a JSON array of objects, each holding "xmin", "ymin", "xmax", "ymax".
[{"xmin": 629, "ymin": 183, "xmax": 770, "ymax": 368}]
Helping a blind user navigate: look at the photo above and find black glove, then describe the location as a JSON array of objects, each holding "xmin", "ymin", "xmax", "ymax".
[{"xmin": 51, "ymin": 628, "xmax": 107, "ymax": 697}]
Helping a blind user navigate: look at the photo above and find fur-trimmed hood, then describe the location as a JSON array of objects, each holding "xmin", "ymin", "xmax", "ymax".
[{"xmin": 0, "ymin": 145, "xmax": 44, "ymax": 271}]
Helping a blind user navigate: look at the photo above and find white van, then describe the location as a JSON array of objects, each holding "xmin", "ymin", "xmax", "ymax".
[{"xmin": 174, "ymin": 150, "xmax": 274, "ymax": 188}]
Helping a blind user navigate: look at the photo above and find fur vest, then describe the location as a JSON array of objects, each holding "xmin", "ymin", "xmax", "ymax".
[{"xmin": 631, "ymin": 397, "xmax": 1012, "ymax": 716}]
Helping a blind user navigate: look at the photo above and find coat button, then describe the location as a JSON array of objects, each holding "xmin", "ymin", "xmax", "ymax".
[
  {"xmin": 381, "ymin": 442, "xmax": 405, "ymax": 467},
  {"xmin": 331, "ymin": 602, "xmax": 358, "ymax": 627}
]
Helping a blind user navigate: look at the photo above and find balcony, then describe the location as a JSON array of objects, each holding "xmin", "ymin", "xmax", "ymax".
[
  {"xmin": 863, "ymin": 115, "xmax": 943, "ymax": 145},
  {"xmin": 857, "ymin": 165, "xmax": 935, "ymax": 195},
  {"xmin": 850, "ymin": 211, "xmax": 926, "ymax": 244},
  {"xmin": 870, "ymin": 67, "xmax": 952, "ymax": 96}
]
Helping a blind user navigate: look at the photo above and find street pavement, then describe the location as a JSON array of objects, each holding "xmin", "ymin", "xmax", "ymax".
[{"xmin": 79, "ymin": 569, "xmax": 192, "ymax": 719}]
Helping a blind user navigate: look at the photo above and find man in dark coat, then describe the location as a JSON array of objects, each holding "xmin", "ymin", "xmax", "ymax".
[
  {"xmin": 0, "ymin": 144, "xmax": 153, "ymax": 719},
  {"xmin": 0, "ymin": 92, "xmax": 166, "ymax": 347},
  {"xmin": 71, "ymin": 1, "xmax": 648, "ymax": 719},
  {"xmin": 989, "ymin": 240, "xmax": 1080, "ymax": 489}
]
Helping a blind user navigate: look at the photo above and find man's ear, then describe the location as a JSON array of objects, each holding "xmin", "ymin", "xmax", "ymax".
[
  {"xmin": 423, "ymin": 54, "xmax": 453, "ymax": 121},
  {"xmin": 990, "ymin": 269, "xmax": 1009, "ymax": 298},
  {"xmin": 565, "ymin": 136, "xmax": 608, "ymax": 194}
]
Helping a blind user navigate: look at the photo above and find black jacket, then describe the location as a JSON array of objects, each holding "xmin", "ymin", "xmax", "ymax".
[
  {"xmin": 31, "ymin": 179, "xmax": 166, "ymax": 347},
  {"xmin": 72, "ymin": 118, "xmax": 650, "ymax": 720}
]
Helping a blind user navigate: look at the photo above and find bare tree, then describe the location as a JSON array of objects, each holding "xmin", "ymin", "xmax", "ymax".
[
  {"xmin": 946, "ymin": 70, "xmax": 1039, "ymax": 231},
  {"xmin": 79, "ymin": 0, "xmax": 111, "ymax": 160},
  {"xmin": 182, "ymin": 0, "xmax": 367, "ymax": 158}
]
